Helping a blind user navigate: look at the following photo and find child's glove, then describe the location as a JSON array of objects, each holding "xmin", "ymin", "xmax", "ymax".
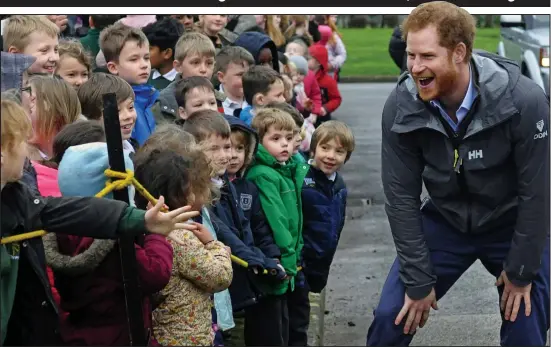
[{"xmin": 263, "ymin": 258, "xmax": 288, "ymax": 281}]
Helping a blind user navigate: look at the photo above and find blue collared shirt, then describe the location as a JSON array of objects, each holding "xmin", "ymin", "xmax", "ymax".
[{"xmin": 430, "ymin": 65, "xmax": 478, "ymax": 132}]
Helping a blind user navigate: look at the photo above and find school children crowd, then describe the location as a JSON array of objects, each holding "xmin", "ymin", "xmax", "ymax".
[{"xmin": 1, "ymin": 14, "xmax": 355, "ymax": 347}]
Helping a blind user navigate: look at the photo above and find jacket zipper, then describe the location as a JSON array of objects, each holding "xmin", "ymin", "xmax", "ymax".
[
  {"xmin": 22, "ymin": 241, "xmax": 58, "ymax": 313},
  {"xmin": 426, "ymin": 97, "xmax": 481, "ymax": 233}
]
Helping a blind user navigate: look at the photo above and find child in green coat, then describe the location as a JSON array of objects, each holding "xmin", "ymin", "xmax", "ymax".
[{"xmin": 246, "ymin": 107, "xmax": 309, "ymax": 346}]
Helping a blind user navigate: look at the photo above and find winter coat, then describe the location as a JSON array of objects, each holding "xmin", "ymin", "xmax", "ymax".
[
  {"xmin": 382, "ymin": 51, "xmax": 550, "ymax": 300},
  {"xmin": 152, "ymin": 229, "xmax": 232, "ymax": 346},
  {"xmin": 246, "ymin": 145, "xmax": 310, "ymax": 294}
]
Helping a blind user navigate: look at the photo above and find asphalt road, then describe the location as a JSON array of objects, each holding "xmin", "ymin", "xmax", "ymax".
[{"xmin": 322, "ymin": 83, "xmax": 529, "ymax": 346}]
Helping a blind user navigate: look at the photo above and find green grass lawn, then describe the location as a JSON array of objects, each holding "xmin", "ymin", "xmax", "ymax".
[{"xmin": 339, "ymin": 28, "xmax": 500, "ymax": 77}]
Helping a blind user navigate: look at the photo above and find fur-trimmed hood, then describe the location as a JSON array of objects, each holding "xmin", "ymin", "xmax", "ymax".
[
  {"xmin": 223, "ymin": 114, "xmax": 258, "ymax": 176},
  {"xmin": 43, "ymin": 233, "xmax": 115, "ymax": 275}
]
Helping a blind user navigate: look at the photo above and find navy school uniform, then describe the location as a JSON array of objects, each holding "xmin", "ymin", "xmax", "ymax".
[
  {"xmin": 301, "ymin": 164, "xmax": 347, "ymax": 293},
  {"xmin": 286, "ymin": 163, "xmax": 347, "ymax": 346},
  {"xmin": 209, "ymin": 176, "xmax": 284, "ymax": 312}
]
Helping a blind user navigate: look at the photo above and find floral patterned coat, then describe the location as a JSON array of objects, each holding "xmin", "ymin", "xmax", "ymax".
[{"xmin": 152, "ymin": 229, "xmax": 233, "ymax": 346}]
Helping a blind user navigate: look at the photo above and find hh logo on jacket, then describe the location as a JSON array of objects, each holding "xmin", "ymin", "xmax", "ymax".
[{"xmin": 239, "ymin": 194, "xmax": 252, "ymax": 211}]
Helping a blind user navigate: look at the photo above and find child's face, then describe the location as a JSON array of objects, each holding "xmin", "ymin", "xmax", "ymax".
[
  {"xmin": 175, "ymin": 53, "xmax": 215, "ymax": 79},
  {"xmin": 56, "ymin": 56, "xmax": 89, "ymax": 89},
  {"xmin": 178, "ymin": 87, "xmax": 217, "ymax": 120},
  {"xmin": 262, "ymin": 125, "xmax": 293, "ymax": 163},
  {"xmin": 1, "ymin": 140, "xmax": 28, "ymax": 185},
  {"xmin": 255, "ymin": 79, "xmax": 286, "ymax": 107},
  {"xmin": 108, "ymin": 40, "xmax": 151, "ymax": 85},
  {"xmin": 313, "ymin": 138, "xmax": 347, "ymax": 176},
  {"xmin": 198, "ymin": 134, "xmax": 231, "ymax": 177},
  {"xmin": 285, "ymin": 42, "xmax": 305, "ymax": 57},
  {"xmin": 281, "ymin": 75, "xmax": 294, "ymax": 103},
  {"xmin": 218, "ymin": 61, "xmax": 249, "ymax": 100},
  {"xmin": 149, "ymin": 46, "xmax": 171, "ymax": 70},
  {"xmin": 308, "ymin": 57, "xmax": 321, "ymax": 71},
  {"xmin": 258, "ymin": 47, "xmax": 273, "ymax": 68},
  {"xmin": 20, "ymin": 32, "xmax": 59, "ymax": 75},
  {"xmin": 201, "ymin": 15, "xmax": 228, "ymax": 35},
  {"xmin": 118, "ymin": 98, "xmax": 137, "ymax": 141},
  {"xmin": 227, "ymin": 132, "xmax": 246, "ymax": 176},
  {"xmin": 293, "ymin": 131, "xmax": 302, "ymax": 154},
  {"xmin": 171, "ymin": 15, "xmax": 195, "ymax": 30}
]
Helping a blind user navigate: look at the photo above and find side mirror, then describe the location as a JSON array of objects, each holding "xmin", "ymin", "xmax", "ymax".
[{"xmin": 500, "ymin": 15, "xmax": 524, "ymax": 28}]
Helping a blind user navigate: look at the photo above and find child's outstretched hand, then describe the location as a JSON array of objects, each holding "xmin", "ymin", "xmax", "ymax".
[{"xmin": 144, "ymin": 195, "xmax": 200, "ymax": 240}]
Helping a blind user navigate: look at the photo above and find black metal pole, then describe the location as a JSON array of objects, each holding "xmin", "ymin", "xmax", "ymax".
[{"xmin": 102, "ymin": 93, "xmax": 147, "ymax": 346}]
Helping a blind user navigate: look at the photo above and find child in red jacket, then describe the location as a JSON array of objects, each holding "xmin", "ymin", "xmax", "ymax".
[
  {"xmin": 308, "ymin": 44, "xmax": 342, "ymax": 127},
  {"xmin": 43, "ymin": 142, "xmax": 173, "ymax": 346}
]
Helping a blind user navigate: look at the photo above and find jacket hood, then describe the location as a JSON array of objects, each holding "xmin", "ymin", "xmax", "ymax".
[
  {"xmin": 234, "ymin": 32, "xmax": 280, "ymax": 72},
  {"xmin": 132, "ymin": 83, "xmax": 160, "ymax": 109},
  {"xmin": 1, "ymin": 51, "xmax": 36, "ymax": 92},
  {"xmin": 393, "ymin": 51, "xmax": 522, "ymax": 136},
  {"xmin": 57, "ymin": 142, "xmax": 135, "ymax": 203},
  {"xmin": 318, "ymin": 25, "xmax": 332, "ymax": 46},
  {"xmin": 43, "ymin": 233, "xmax": 116, "ymax": 276},
  {"xmin": 309, "ymin": 44, "xmax": 329, "ymax": 72},
  {"xmin": 224, "ymin": 115, "xmax": 258, "ymax": 176}
]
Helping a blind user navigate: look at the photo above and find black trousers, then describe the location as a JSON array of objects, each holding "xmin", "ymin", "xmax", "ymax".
[
  {"xmin": 287, "ymin": 281, "xmax": 311, "ymax": 346},
  {"xmin": 244, "ymin": 294, "xmax": 289, "ymax": 346}
]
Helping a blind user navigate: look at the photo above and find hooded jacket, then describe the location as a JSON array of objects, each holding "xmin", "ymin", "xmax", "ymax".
[
  {"xmin": 224, "ymin": 115, "xmax": 281, "ymax": 260},
  {"xmin": 246, "ymin": 145, "xmax": 310, "ymax": 294},
  {"xmin": 233, "ymin": 32, "xmax": 280, "ymax": 73},
  {"xmin": 43, "ymin": 143, "xmax": 173, "ymax": 346},
  {"xmin": 382, "ymin": 51, "xmax": 550, "ymax": 300},
  {"xmin": 308, "ymin": 45, "xmax": 342, "ymax": 120},
  {"xmin": 1, "ymin": 51, "xmax": 36, "ymax": 92}
]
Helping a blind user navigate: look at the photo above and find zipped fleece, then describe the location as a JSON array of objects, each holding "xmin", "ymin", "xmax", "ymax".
[{"xmin": 382, "ymin": 51, "xmax": 550, "ymax": 300}]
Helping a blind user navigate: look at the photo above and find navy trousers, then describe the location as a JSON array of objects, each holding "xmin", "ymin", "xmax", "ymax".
[{"xmin": 366, "ymin": 207, "xmax": 550, "ymax": 346}]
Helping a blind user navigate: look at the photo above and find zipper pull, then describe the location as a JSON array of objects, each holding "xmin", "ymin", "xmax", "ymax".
[{"xmin": 453, "ymin": 149, "xmax": 462, "ymax": 173}]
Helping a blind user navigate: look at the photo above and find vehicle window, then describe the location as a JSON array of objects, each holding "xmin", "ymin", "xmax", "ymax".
[{"xmin": 532, "ymin": 15, "xmax": 549, "ymax": 29}]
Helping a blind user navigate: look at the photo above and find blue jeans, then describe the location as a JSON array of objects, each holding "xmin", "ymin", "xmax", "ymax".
[{"xmin": 366, "ymin": 208, "xmax": 550, "ymax": 346}]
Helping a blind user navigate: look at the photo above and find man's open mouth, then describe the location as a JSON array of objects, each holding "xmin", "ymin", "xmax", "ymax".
[{"xmin": 418, "ymin": 77, "xmax": 434, "ymax": 87}]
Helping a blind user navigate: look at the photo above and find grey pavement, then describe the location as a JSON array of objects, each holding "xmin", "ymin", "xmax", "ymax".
[{"xmin": 321, "ymin": 83, "xmax": 549, "ymax": 346}]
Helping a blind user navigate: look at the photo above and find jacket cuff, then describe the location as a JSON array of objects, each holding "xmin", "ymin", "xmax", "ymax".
[
  {"xmin": 117, "ymin": 207, "xmax": 148, "ymax": 236},
  {"xmin": 507, "ymin": 275, "xmax": 532, "ymax": 287},
  {"xmin": 406, "ymin": 284, "xmax": 433, "ymax": 300}
]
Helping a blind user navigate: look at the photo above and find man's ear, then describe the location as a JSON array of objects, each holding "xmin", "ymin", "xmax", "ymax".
[
  {"xmin": 106, "ymin": 61, "xmax": 118, "ymax": 75},
  {"xmin": 7, "ymin": 46, "xmax": 20, "ymax": 54},
  {"xmin": 454, "ymin": 43, "xmax": 467, "ymax": 64},
  {"xmin": 178, "ymin": 106, "xmax": 188, "ymax": 120},
  {"xmin": 216, "ymin": 71, "xmax": 225, "ymax": 84}
]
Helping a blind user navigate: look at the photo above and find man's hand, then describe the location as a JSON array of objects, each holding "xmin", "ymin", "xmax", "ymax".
[
  {"xmin": 144, "ymin": 195, "xmax": 200, "ymax": 237},
  {"xmin": 395, "ymin": 288, "xmax": 438, "ymax": 335},
  {"xmin": 496, "ymin": 270, "xmax": 532, "ymax": 322},
  {"xmin": 319, "ymin": 107, "xmax": 327, "ymax": 117}
]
